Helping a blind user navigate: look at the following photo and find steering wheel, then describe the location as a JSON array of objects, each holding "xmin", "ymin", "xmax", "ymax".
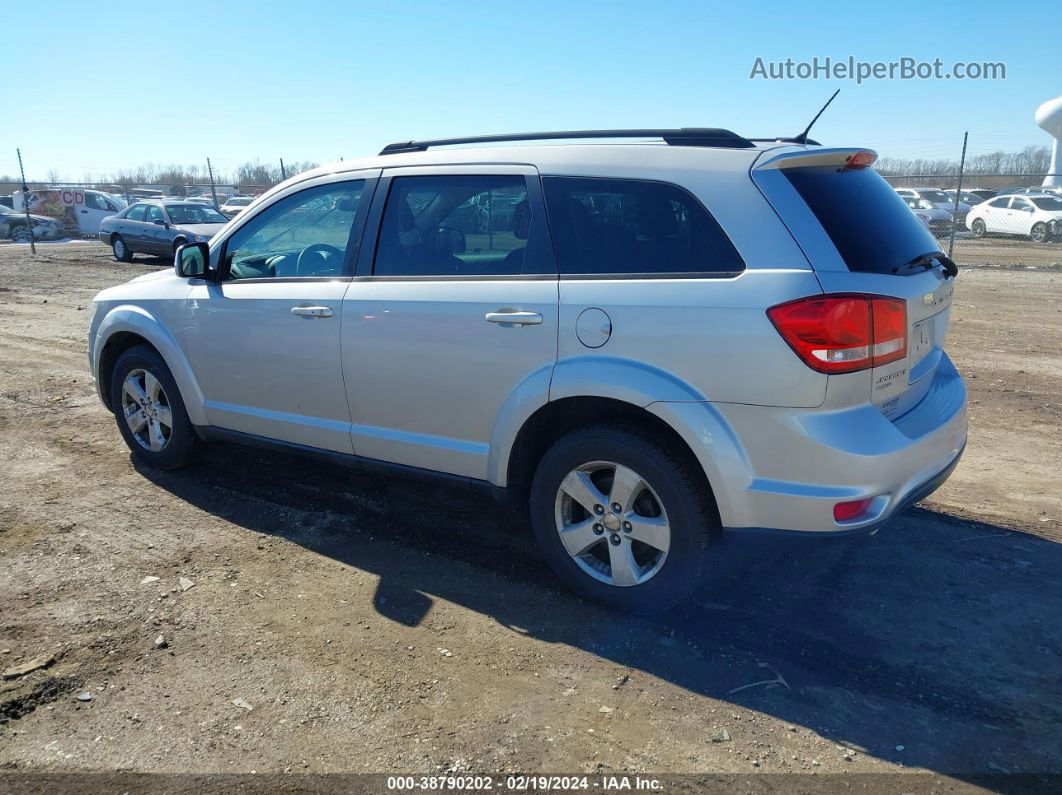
[{"xmin": 296, "ymin": 243, "xmax": 345, "ymax": 276}]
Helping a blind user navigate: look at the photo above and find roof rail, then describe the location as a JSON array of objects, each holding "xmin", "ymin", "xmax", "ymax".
[{"xmin": 379, "ymin": 128, "xmax": 756, "ymax": 155}]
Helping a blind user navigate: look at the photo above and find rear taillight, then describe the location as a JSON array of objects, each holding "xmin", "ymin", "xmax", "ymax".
[{"xmin": 767, "ymin": 294, "xmax": 907, "ymax": 374}]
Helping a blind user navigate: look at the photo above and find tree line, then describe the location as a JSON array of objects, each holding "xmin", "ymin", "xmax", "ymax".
[
  {"xmin": 0, "ymin": 159, "xmax": 320, "ymax": 197},
  {"xmin": 877, "ymin": 145, "xmax": 1054, "ymax": 189}
]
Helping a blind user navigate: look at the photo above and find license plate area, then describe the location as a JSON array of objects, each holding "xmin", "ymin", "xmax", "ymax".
[{"xmin": 909, "ymin": 317, "xmax": 936, "ymax": 381}]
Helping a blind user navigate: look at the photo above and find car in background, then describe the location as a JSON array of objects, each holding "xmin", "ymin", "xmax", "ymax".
[
  {"xmin": 99, "ymin": 200, "xmax": 229, "ymax": 261},
  {"xmin": 219, "ymin": 195, "xmax": 254, "ymax": 218},
  {"xmin": 996, "ymin": 185, "xmax": 1062, "ymax": 197},
  {"xmin": 0, "ymin": 205, "xmax": 65, "ymax": 241},
  {"xmin": 895, "ymin": 187, "xmax": 972, "ymax": 222},
  {"xmin": 966, "ymin": 193, "xmax": 1062, "ymax": 242},
  {"xmin": 902, "ymin": 196, "xmax": 952, "ymax": 235},
  {"xmin": 184, "ymin": 196, "xmax": 215, "ymax": 205},
  {"xmin": 943, "ymin": 188, "xmax": 995, "ymax": 205}
]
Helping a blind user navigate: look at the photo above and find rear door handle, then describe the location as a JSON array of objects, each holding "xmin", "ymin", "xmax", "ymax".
[
  {"xmin": 291, "ymin": 305, "xmax": 333, "ymax": 319},
  {"xmin": 485, "ymin": 310, "xmax": 542, "ymax": 326}
]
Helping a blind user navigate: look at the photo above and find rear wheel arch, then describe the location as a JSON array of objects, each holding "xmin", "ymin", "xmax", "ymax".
[{"xmin": 505, "ymin": 396, "xmax": 719, "ymax": 522}]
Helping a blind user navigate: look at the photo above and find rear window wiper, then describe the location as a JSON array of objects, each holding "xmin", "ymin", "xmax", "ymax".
[{"xmin": 897, "ymin": 251, "xmax": 958, "ymax": 279}]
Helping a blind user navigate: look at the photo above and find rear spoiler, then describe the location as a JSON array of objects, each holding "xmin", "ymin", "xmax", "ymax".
[{"xmin": 752, "ymin": 147, "xmax": 879, "ymax": 171}]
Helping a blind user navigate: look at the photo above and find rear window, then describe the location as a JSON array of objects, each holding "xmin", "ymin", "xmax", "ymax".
[
  {"xmin": 542, "ymin": 177, "xmax": 743, "ymax": 276},
  {"xmin": 784, "ymin": 167, "xmax": 941, "ymax": 274}
]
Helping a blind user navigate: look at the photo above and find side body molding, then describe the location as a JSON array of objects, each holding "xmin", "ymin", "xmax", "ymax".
[{"xmin": 91, "ymin": 305, "xmax": 208, "ymax": 426}]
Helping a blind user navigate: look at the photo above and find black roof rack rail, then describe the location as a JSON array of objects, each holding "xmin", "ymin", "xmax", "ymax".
[{"xmin": 379, "ymin": 128, "xmax": 756, "ymax": 155}]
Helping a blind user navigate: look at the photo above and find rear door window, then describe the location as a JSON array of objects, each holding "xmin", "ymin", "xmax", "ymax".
[
  {"xmin": 126, "ymin": 204, "xmax": 148, "ymax": 221},
  {"xmin": 783, "ymin": 167, "xmax": 941, "ymax": 274},
  {"xmin": 373, "ymin": 175, "xmax": 548, "ymax": 277},
  {"xmin": 542, "ymin": 177, "xmax": 743, "ymax": 276}
]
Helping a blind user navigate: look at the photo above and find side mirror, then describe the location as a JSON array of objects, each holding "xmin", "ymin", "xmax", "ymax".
[
  {"xmin": 153, "ymin": 218, "xmax": 168, "ymax": 227},
  {"xmin": 175, "ymin": 241, "xmax": 210, "ymax": 279}
]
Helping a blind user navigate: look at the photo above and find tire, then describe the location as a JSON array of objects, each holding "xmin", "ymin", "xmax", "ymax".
[
  {"xmin": 112, "ymin": 235, "xmax": 133, "ymax": 262},
  {"xmin": 109, "ymin": 345, "xmax": 199, "ymax": 469},
  {"xmin": 530, "ymin": 423, "xmax": 717, "ymax": 614},
  {"xmin": 10, "ymin": 225, "xmax": 31, "ymax": 243},
  {"xmin": 172, "ymin": 238, "xmax": 187, "ymax": 257},
  {"xmin": 971, "ymin": 218, "xmax": 987, "ymax": 238},
  {"xmin": 1030, "ymin": 223, "xmax": 1049, "ymax": 244}
]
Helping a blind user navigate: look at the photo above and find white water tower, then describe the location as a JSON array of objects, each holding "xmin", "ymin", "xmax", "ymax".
[{"xmin": 1036, "ymin": 96, "xmax": 1062, "ymax": 187}]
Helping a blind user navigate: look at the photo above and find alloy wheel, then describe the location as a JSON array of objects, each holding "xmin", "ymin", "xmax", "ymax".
[
  {"xmin": 121, "ymin": 369, "xmax": 173, "ymax": 452},
  {"xmin": 554, "ymin": 460, "xmax": 670, "ymax": 587}
]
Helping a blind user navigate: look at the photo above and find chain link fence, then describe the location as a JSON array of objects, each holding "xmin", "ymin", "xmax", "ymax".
[{"xmin": 880, "ymin": 174, "xmax": 1062, "ymax": 268}]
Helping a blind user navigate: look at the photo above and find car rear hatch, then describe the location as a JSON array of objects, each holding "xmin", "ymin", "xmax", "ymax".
[{"xmin": 752, "ymin": 147, "xmax": 957, "ymax": 419}]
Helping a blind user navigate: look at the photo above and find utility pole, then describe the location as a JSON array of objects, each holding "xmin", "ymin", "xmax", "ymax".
[
  {"xmin": 206, "ymin": 158, "xmax": 219, "ymax": 208},
  {"xmin": 16, "ymin": 148, "xmax": 36, "ymax": 255},
  {"xmin": 279, "ymin": 158, "xmax": 287, "ymax": 181},
  {"xmin": 948, "ymin": 131, "xmax": 968, "ymax": 260}
]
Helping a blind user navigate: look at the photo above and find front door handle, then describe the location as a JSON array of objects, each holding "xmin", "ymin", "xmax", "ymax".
[
  {"xmin": 485, "ymin": 310, "xmax": 543, "ymax": 326},
  {"xmin": 291, "ymin": 305, "xmax": 334, "ymax": 319}
]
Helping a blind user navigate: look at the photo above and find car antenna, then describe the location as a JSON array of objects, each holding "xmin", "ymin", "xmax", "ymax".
[{"xmin": 793, "ymin": 89, "xmax": 840, "ymax": 145}]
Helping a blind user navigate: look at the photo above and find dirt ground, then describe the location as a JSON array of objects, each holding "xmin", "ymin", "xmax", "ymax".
[{"xmin": 0, "ymin": 242, "xmax": 1060, "ymax": 790}]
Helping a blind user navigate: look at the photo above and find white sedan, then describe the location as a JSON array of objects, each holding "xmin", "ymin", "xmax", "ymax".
[{"xmin": 966, "ymin": 194, "xmax": 1062, "ymax": 242}]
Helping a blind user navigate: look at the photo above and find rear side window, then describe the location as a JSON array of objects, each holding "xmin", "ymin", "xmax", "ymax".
[
  {"xmin": 784, "ymin": 167, "xmax": 941, "ymax": 274},
  {"xmin": 542, "ymin": 177, "xmax": 743, "ymax": 276},
  {"xmin": 126, "ymin": 204, "xmax": 147, "ymax": 221}
]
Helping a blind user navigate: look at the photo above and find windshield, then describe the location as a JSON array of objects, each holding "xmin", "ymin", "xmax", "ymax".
[
  {"xmin": 166, "ymin": 205, "xmax": 227, "ymax": 224},
  {"xmin": 785, "ymin": 166, "xmax": 942, "ymax": 274},
  {"xmin": 1031, "ymin": 197, "xmax": 1062, "ymax": 210}
]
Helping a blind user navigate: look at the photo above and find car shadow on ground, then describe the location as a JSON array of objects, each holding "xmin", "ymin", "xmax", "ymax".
[{"xmin": 135, "ymin": 442, "xmax": 1062, "ymax": 779}]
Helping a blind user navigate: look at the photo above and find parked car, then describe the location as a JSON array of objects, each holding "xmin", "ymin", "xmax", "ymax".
[
  {"xmin": 219, "ymin": 195, "xmax": 254, "ymax": 218},
  {"xmin": 0, "ymin": 205, "xmax": 65, "ymax": 241},
  {"xmin": 995, "ymin": 185, "xmax": 1062, "ymax": 197},
  {"xmin": 894, "ymin": 187, "xmax": 971, "ymax": 222},
  {"xmin": 99, "ymin": 200, "xmax": 229, "ymax": 261},
  {"xmin": 88, "ymin": 130, "xmax": 966, "ymax": 612},
  {"xmin": 902, "ymin": 196, "xmax": 952, "ymax": 235},
  {"xmin": 942, "ymin": 188, "xmax": 995, "ymax": 205},
  {"xmin": 966, "ymin": 193, "xmax": 1062, "ymax": 242}
]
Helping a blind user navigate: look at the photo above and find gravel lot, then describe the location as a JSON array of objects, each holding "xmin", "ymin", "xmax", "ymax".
[{"xmin": 0, "ymin": 242, "xmax": 1060, "ymax": 788}]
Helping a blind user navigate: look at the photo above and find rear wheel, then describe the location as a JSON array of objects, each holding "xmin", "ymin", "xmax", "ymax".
[
  {"xmin": 971, "ymin": 218, "xmax": 987, "ymax": 238},
  {"xmin": 530, "ymin": 424, "xmax": 717, "ymax": 614},
  {"xmin": 112, "ymin": 235, "xmax": 133, "ymax": 262},
  {"xmin": 1030, "ymin": 222, "xmax": 1049, "ymax": 243},
  {"xmin": 109, "ymin": 345, "xmax": 199, "ymax": 469}
]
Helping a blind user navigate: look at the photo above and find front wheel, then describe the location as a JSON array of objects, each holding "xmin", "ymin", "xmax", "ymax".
[
  {"xmin": 1030, "ymin": 222, "xmax": 1049, "ymax": 243},
  {"xmin": 109, "ymin": 345, "xmax": 199, "ymax": 469},
  {"xmin": 971, "ymin": 218, "xmax": 987, "ymax": 238},
  {"xmin": 10, "ymin": 225, "xmax": 32, "ymax": 243},
  {"xmin": 530, "ymin": 424, "xmax": 717, "ymax": 614}
]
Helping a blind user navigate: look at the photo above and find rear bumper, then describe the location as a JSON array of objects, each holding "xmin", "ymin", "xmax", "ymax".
[{"xmin": 657, "ymin": 353, "xmax": 968, "ymax": 535}]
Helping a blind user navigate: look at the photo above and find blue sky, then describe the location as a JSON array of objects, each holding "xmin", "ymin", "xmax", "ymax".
[{"xmin": 3, "ymin": 0, "xmax": 1059, "ymax": 180}]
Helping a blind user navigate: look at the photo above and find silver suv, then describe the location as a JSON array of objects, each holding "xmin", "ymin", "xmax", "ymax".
[{"xmin": 88, "ymin": 129, "xmax": 967, "ymax": 613}]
